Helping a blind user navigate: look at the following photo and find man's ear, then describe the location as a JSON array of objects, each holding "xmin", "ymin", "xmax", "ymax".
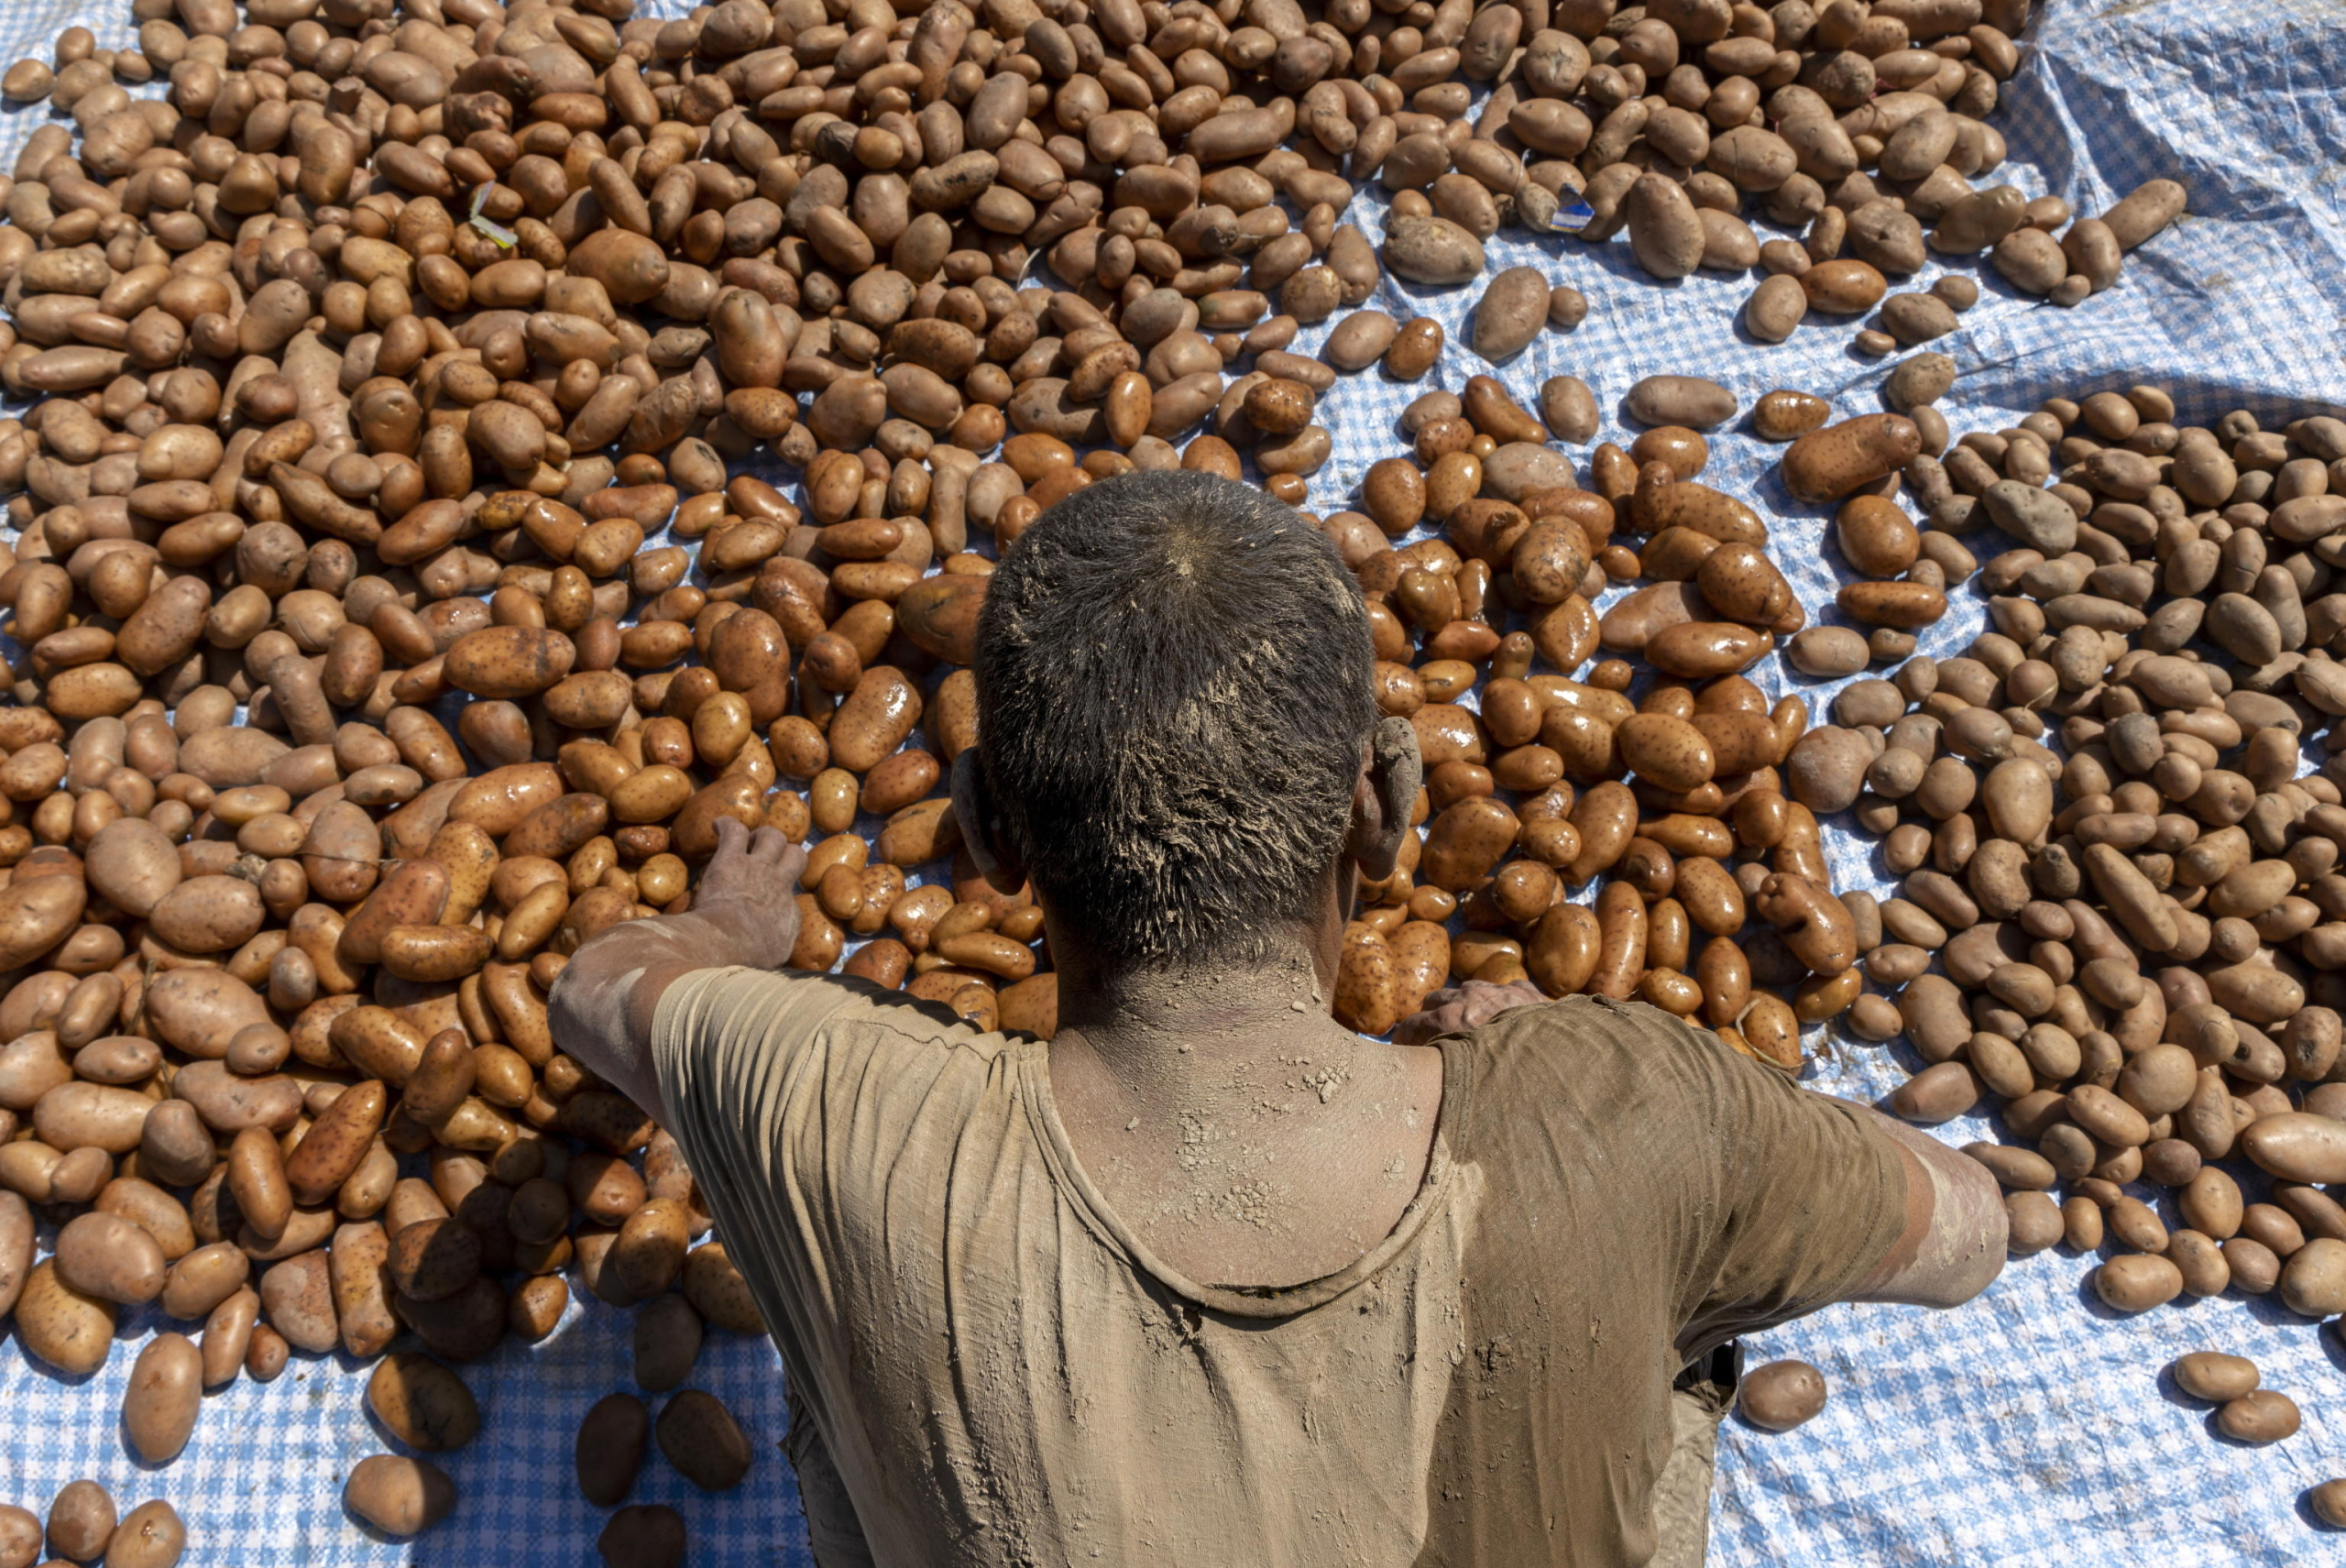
[
  {"xmin": 950, "ymin": 748, "xmax": 1027, "ymax": 892},
  {"xmin": 1346, "ymin": 716, "xmax": 1421, "ymax": 880}
]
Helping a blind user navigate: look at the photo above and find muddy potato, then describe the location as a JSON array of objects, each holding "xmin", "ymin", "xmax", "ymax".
[
  {"xmin": 344, "ymin": 1454, "xmax": 457, "ymax": 1538},
  {"xmin": 1738, "ymin": 1359, "xmax": 1826, "ymax": 1431}
]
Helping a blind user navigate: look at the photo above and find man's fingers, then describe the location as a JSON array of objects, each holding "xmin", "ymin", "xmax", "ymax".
[
  {"xmin": 748, "ymin": 825, "xmax": 788, "ymax": 864},
  {"xmin": 711, "ymin": 815, "xmax": 748, "ymax": 858},
  {"xmin": 776, "ymin": 843, "xmax": 808, "ymax": 887},
  {"xmin": 1393, "ymin": 1002, "xmax": 1466, "ymax": 1046}
]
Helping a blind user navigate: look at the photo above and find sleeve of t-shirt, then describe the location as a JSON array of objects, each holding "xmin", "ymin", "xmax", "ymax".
[
  {"xmin": 646, "ymin": 964, "xmax": 987, "ymax": 1324},
  {"xmin": 1666, "ymin": 1022, "xmax": 1911, "ymax": 1362},
  {"xmin": 650, "ymin": 969, "xmax": 981, "ymax": 1365}
]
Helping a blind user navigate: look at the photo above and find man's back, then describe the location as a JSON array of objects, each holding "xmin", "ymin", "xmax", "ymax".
[{"xmin": 652, "ymin": 969, "xmax": 1908, "ymax": 1568}]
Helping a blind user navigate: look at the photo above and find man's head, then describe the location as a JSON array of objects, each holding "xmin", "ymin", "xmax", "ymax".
[{"xmin": 956, "ymin": 471, "xmax": 1417, "ymax": 972}]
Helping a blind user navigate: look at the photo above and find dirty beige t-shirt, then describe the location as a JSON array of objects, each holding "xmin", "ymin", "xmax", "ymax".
[{"xmin": 651, "ymin": 971, "xmax": 1908, "ymax": 1568}]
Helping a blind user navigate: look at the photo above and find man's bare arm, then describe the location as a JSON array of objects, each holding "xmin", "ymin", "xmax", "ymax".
[
  {"xmin": 547, "ymin": 817, "xmax": 805, "ymax": 1127},
  {"xmin": 1846, "ymin": 1110, "xmax": 2008, "ymax": 1309}
]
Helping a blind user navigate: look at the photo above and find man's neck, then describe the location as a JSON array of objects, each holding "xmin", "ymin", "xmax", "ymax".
[
  {"xmin": 1039, "ymin": 941, "xmax": 1448, "ymax": 1288},
  {"xmin": 1054, "ymin": 953, "xmax": 1349, "ymax": 1102}
]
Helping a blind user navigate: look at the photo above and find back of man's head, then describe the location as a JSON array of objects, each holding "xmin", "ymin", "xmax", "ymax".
[{"xmin": 974, "ymin": 470, "xmax": 1376, "ymax": 970}]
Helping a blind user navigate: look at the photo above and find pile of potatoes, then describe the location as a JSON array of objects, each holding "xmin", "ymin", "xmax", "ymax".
[
  {"xmin": 1775, "ymin": 386, "xmax": 2346, "ymax": 1446},
  {"xmin": 1327, "ymin": 368, "xmax": 1903, "ymax": 1072},
  {"xmin": 1410, "ymin": 0, "xmax": 2187, "ymax": 353}
]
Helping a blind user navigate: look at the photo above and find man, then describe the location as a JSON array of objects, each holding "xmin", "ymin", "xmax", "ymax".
[{"xmin": 550, "ymin": 470, "xmax": 2006, "ymax": 1567}]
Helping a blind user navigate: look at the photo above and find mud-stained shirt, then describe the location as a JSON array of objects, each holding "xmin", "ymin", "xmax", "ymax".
[{"xmin": 650, "ymin": 970, "xmax": 1910, "ymax": 1568}]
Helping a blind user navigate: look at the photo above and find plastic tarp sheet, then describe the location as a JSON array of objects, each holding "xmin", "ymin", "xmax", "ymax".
[{"xmin": 4, "ymin": 0, "xmax": 2345, "ymax": 1561}]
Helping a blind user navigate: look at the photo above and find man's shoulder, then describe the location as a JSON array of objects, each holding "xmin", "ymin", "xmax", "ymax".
[
  {"xmin": 671, "ymin": 964, "xmax": 1020, "ymax": 1053},
  {"xmin": 1453, "ymin": 995, "xmax": 1751, "ymax": 1143},
  {"xmin": 1462, "ymin": 992, "xmax": 1726, "ymax": 1070}
]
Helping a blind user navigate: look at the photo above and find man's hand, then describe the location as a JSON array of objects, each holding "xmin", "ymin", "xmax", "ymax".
[
  {"xmin": 546, "ymin": 816, "xmax": 806, "ymax": 1126},
  {"xmin": 1394, "ymin": 979, "xmax": 1550, "ymax": 1045},
  {"xmin": 682, "ymin": 816, "xmax": 807, "ymax": 973}
]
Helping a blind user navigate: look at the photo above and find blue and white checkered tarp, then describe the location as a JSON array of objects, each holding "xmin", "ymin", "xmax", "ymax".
[{"xmin": 4, "ymin": 0, "xmax": 2345, "ymax": 1562}]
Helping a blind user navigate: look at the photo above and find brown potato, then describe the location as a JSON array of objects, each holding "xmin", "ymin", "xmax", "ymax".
[
  {"xmin": 634, "ymin": 1294, "xmax": 706, "ymax": 1393},
  {"xmin": 367, "ymin": 1354, "xmax": 480, "ymax": 1452},
  {"xmin": 122, "ymin": 1332, "xmax": 203, "ymax": 1464},
  {"xmin": 343, "ymin": 1454, "xmax": 457, "ymax": 1538},
  {"xmin": 2217, "ymin": 1389, "xmax": 2300, "ymax": 1444},
  {"xmin": 2168, "ymin": 1351, "xmax": 2258, "ymax": 1403},
  {"xmin": 102, "ymin": 1499, "xmax": 183, "ymax": 1568},
  {"xmin": 16, "ymin": 1260, "xmax": 116, "ymax": 1375},
  {"xmin": 578, "ymin": 1391, "xmax": 651, "ymax": 1506},
  {"xmin": 1738, "ymin": 1359, "xmax": 1826, "ymax": 1431},
  {"xmin": 597, "ymin": 1505, "xmax": 686, "ymax": 1568},
  {"xmin": 654, "ymin": 1387, "xmax": 754, "ymax": 1491}
]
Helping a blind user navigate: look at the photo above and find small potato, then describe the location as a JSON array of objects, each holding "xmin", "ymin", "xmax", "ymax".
[
  {"xmin": 654, "ymin": 1387, "xmax": 753, "ymax": 1491},
  {"xmin": 200, "ymin": 1287, "xmax": 259, "ymax": 1390},
  {"xmin": 343, "ymin": 1454, "xmax": 456, "ymax": 1537},
  {"xmin": 1738, "ymin": 1359, "xmax": 1826, "ymax": 1431}
]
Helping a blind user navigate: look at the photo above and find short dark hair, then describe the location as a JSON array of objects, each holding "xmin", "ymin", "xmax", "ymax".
[{"xmin": 973, "ymin": 470, "xmax": 1376, "ymax": 969}]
